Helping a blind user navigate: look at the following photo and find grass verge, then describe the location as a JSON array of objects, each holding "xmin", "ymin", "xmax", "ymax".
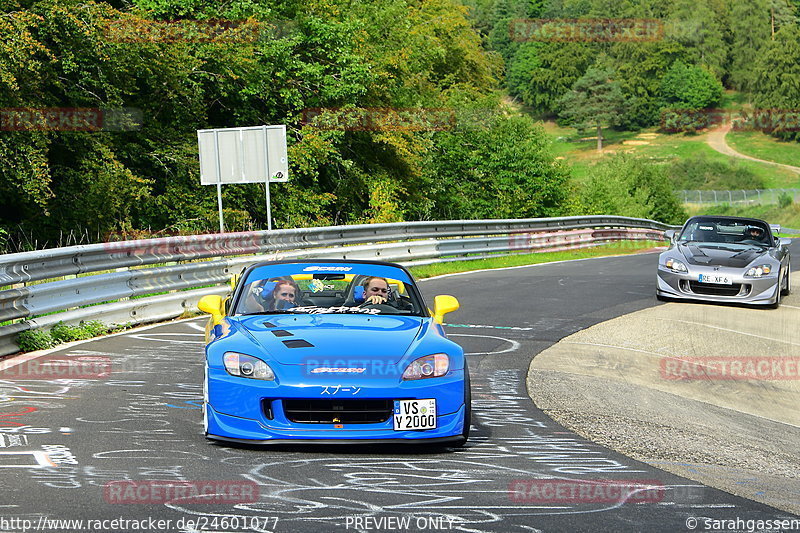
[
  {"xmin": 725, "ymin": 130, "xmax": 800, "ymax": 170},
  {"xmin": 409, "ymin": 240, "xmax": 665, "ymax": 279}
]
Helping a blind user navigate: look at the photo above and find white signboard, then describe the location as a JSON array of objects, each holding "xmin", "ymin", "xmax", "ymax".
[{"xmin": 198, "ymin": 125, "xmax": 288, "ymax": 184}]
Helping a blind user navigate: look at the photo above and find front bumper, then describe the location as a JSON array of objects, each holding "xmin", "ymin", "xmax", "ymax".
[
  {"xmin": 657, "ymin": 265, "xmax": 779, "ymax": 305},
  {"xmin": 205, "ymin": 368, "xmax": 467, "ymax": 442},
  {"xmin": 206, "ymin": 404, "xmax": 467, "ymax": 443}
]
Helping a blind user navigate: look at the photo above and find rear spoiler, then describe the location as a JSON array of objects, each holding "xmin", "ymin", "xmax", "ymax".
[{"xmin": 770, "ymin": 224, "xmax": 781, "ymax": 235}]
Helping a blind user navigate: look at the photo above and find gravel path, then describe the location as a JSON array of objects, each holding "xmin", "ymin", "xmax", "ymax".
[{"xmin": 707, "ymin": 123, "xmax": 800, "ymax": 174}]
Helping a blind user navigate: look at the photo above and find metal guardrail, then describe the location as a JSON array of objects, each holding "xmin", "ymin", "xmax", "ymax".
[{"xmin": 0, "ymin": 216, "xmax": 674, "ymax": 357}]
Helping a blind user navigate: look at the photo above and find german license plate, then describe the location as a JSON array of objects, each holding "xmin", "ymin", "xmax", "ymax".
[
  {"xmin": 393, "ymin": 399, "xmax": 437, "ymax": 430},
  {"xmin": 698, "ymin": 274, "xmax": 732, "ymax": 285}
]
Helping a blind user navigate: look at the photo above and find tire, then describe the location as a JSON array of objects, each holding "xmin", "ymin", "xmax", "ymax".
[
  {"xmin": 203, "ymin": 365, "xmax": 209, "ymax": 436},
  {"xmin": 451, "ymin": 363, "xmax": 472, "ymax": 448},
  {"xmin": 770, "ymin": 271, "xmax": 783, "ymax": 309},
  {"xmin": 781, "ymin": 262, "xmax": 791, "ymax": 296}
]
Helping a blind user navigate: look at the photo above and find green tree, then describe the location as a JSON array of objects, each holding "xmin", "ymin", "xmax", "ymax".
[
  {"xmin": 768, "ymin": 0, "xmax": 797, "ymax": 38},
  {"xmin": 730, "ymin": 0, "xmax": 772, "ymax": 93},
  {"xmin": 603, "ymin": 40, "xmax": 689, "ymax": 128},
  {"xmin": 664, "ymin": 0, "xmax": 728, "ymax": 81},
  {"xmin": 752, "ymin": 23, "xmax": 800, "ymax": 141},
  {"xmin": 508, "ymin": 42, "xmax": 594, "ymax": 114},
  {"xmin": 558, "ymin": 66, "xmax": 627, "ymax": 150},
  {"xmin": 659, "ymin": 61, "xmax": 723, "ymax": 110},
  {"xmin": 419, "ymin": 113, "xmax": 570, "ymax": 220}
]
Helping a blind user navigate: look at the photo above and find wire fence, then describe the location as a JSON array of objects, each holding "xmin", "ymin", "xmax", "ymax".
[{"xmin": 677, "ymin": 189, "xmax": 800, "ymax": 205}]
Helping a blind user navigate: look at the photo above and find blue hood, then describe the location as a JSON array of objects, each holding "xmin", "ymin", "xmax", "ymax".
[{"xmin": 231, "ymin": 314, "xmax": 425, "ymax": 365}]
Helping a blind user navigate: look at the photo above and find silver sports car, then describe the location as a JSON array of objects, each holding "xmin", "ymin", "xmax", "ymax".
[{"xmin": 657, "ymin": 216, "xmax": 791, "ymax": 307}]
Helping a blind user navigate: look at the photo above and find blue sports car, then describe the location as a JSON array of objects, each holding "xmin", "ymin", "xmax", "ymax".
[{"xmin": 197, "ymin": 259, "xmax": 470, "ymax": 446}]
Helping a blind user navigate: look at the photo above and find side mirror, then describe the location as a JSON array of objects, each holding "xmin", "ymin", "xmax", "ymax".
[
  {"xmin": 198, "ymin": 294, "xmax": 224, "ymax": 326},
  {"xmin": 663, "ymin": 230, "xmax": 676, "ymax": 242},
  {"xmin": 433, "ymin": 295, "xmax": 459, "ymax": 325},
  {"xmin": 779, "ymin": 237, "xmax": 792, "ymax": 248}
]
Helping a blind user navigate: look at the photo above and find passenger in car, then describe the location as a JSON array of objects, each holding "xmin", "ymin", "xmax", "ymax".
[{"xmin": 262, "ymin": 280, "xmax": 300, "ymax": 310}]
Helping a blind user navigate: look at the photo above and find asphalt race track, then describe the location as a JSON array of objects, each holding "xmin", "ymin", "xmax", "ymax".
[{"xmin": 1, "ymin": 251, "xmax": 798, "ymax": 533}]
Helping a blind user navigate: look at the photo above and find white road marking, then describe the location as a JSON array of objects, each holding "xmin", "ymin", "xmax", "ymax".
[{"xmin": 449, "ymin": 334, "xmax": 521, "ymax": 355}]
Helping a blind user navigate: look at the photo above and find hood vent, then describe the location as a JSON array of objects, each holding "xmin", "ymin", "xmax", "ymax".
[
  {"xmin": 283, "ymin": 339, "xmax": 314, "ymax": 348},
  {"xmin": 271, "ymin": 330, "xmax": 293, "ymax": 337}
]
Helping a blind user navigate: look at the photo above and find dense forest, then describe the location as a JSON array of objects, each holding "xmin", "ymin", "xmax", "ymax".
[
  {"xmin": 0, "ymin": 0, "xmax": 797, "ymax": 249},
  {"xmin": 467, "ymin": 0, "xmax": 800, "ymax": 130}
]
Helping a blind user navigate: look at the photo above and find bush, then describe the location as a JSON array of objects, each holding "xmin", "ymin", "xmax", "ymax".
[
  {"xmin": 50, "ymin": 322, "xmax": 82, "ymax": 343},
  {"xmin": 17, "ymin": 329, "xmax": 55, "ymax": 352},
  {"xmin": 49, "ymin": 321, "xmax": 108, "ymax": 344},
  {"xmin": 81, "ymin": 320, "xmax": 108, "ymax": 337},
  {"xmin": 779, "ymin": 193, "xmax": 794, "ymax": 209},
  {"xmin": 666, "ymin": 155, "xmax": 765, "ymax": 190},
  {"xmin": 577, "ymin": 154, "xmax": 686, "ymax": 224}
]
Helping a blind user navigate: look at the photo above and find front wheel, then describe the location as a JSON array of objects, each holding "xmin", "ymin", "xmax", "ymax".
[
  {"xmin": 781, "ymin": 262, "xmax": 791, "ymax": 296},
  {"xmin": 203, "ymin": 366, "xmax": 209, "ymax": 436},
  {"xmin": 770, "ymin": 271, "xmax": 783, "ymax": 309},
  {"xmin": 451, "ymin": 365, "xmax": 471, "ymax": 448}
]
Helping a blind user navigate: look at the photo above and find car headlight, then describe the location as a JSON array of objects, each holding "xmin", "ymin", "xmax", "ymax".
[
  {"xmin": 745, "ymin": 264, "xmax": 773, "ymax": 278},
  {"xmin": 402, "ymin": 354, "xmax": 449, "ymax": 380},
  {"xmin": 664, "ymin": 258, "xmax": 688, "ymax": 273},
  {"xmin": 223, "ymin": 352, "xmax": 275, "ymax": 380}
]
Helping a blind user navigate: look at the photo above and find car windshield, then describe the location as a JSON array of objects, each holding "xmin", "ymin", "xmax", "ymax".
[
  {"xmin": 232, "ymin": 262, "xmax": 426, "ymax": 317},
  {"xmin": 677, "ymin": 218, "xmax": 772, "ymax": 248}
]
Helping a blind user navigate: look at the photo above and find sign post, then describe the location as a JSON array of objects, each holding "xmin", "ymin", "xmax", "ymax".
[{"xmin": 197, "ymin": 125, "xmax": 288, "ymax": 232}]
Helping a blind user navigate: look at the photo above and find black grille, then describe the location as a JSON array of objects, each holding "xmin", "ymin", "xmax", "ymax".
[
  {"xmin": 262, "ymin": 399, "xmax": 274, "ymax": 420},
  {"xmin": 688, "ymin": 281, "xmax": 744, "ymax": 296},
  {"xmin": 283, "ymin": 399, "xmax": 393, "ymax": 424}
]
